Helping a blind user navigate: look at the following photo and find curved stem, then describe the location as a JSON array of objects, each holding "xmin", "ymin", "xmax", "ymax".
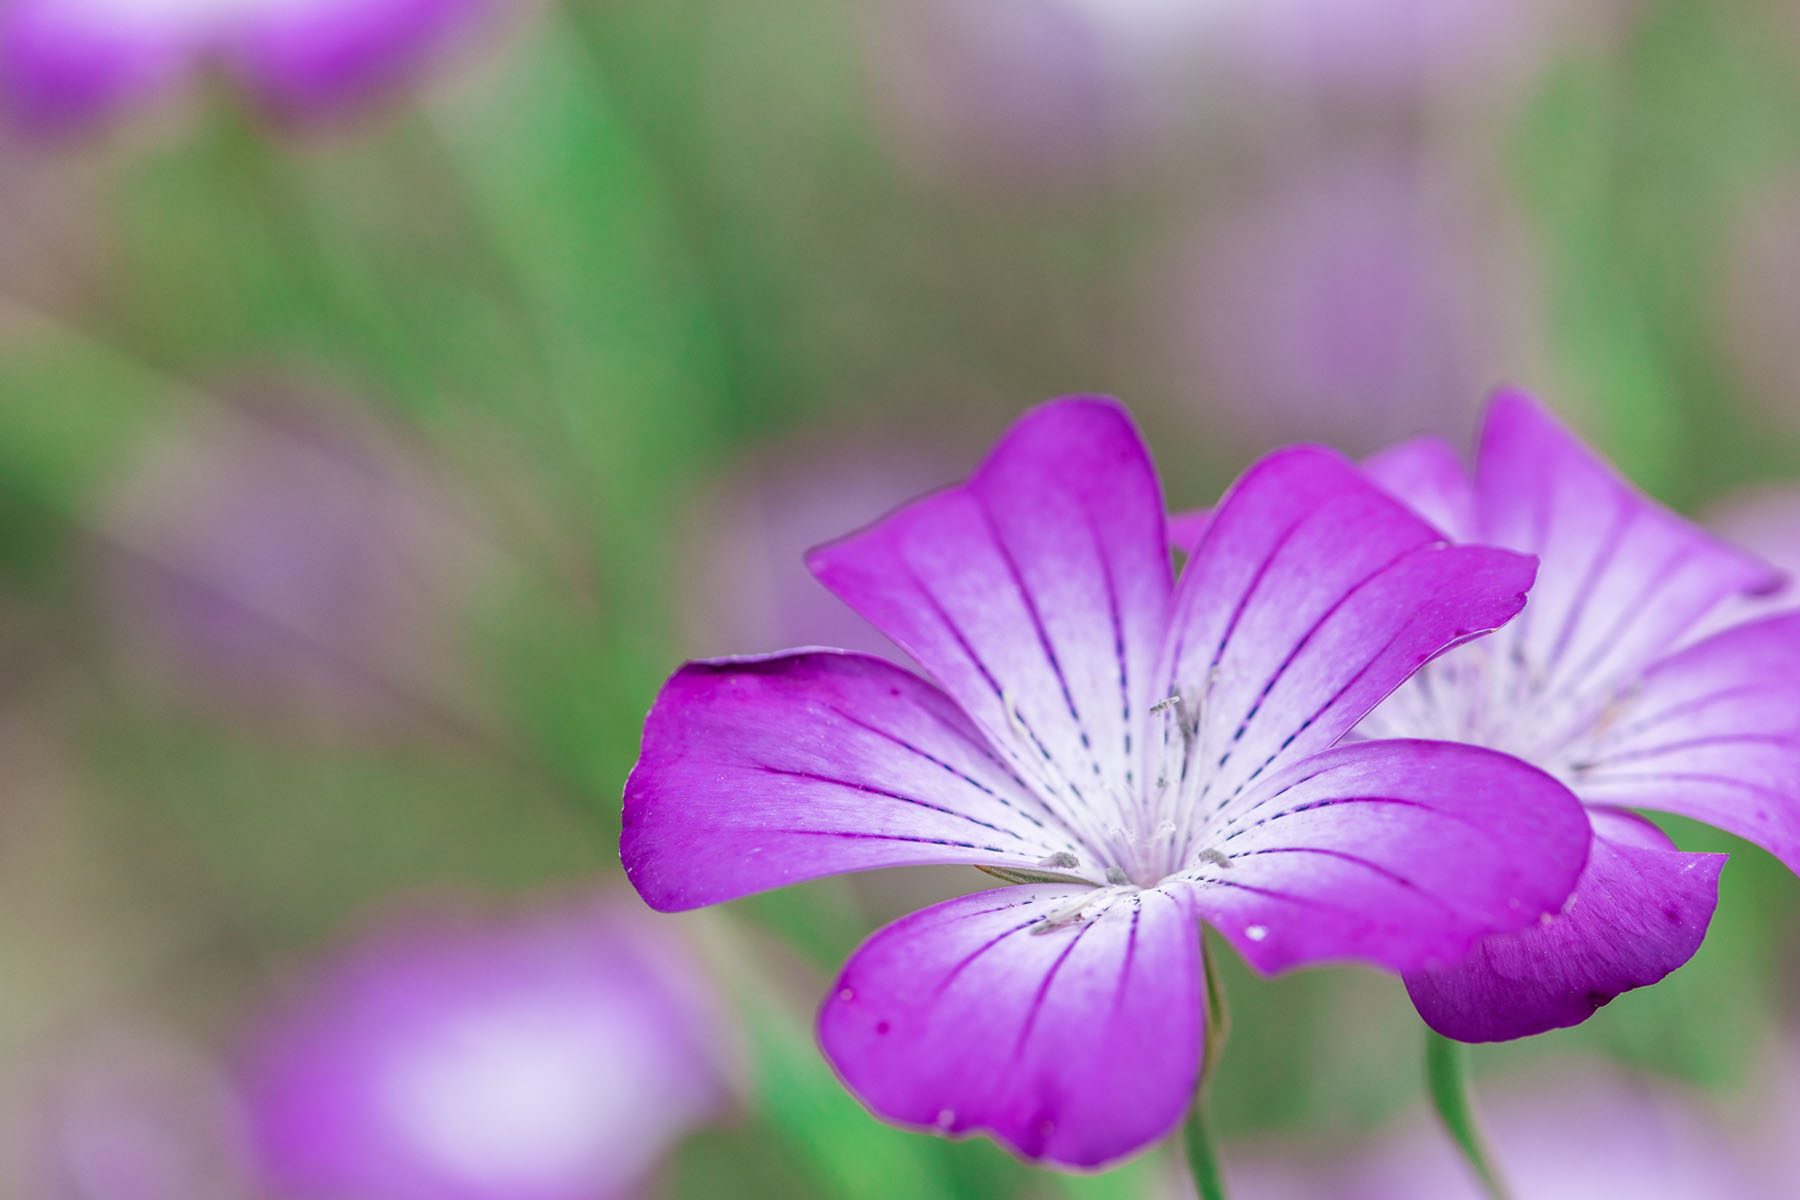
[
  {"xmin": 1183, "ymin": 933, "xmax": 1232, "ymax": 1200},
  {"xmin": 1424, "ymin": 1029, "xmax": 1512, "ymax": 1200}
]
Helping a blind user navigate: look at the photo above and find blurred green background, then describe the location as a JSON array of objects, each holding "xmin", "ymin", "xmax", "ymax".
[{"xmin": 4, "ymin": 0, "xmax": 1800, "ymax": 1195}]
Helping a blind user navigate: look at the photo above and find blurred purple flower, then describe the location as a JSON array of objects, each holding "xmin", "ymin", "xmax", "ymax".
[
  {"xmin": 8, "ymin": 1030, "xmax": 257, "ymax": 1200},
  {"xmin": 1165, "ymin": 160, "xmax": 1531, "ymax": 454},
  {"xmin": 860, "ymin": 0, "xmax": 1215, "ymax": 187},
  {"xmin": 1229, "ymin": 1063, "xmax": 1771, "ymax": 1199},
  {"xmin": 624, "ymin": 397, "xmax": 1589, "ymax": 1167},
  {"xmin": 1211, "ymin": 0, "xmax": 1543, "ymax": 92},
  {"xmin": 243, "ymin": 895, "xmax": 732, "ymax": 1200},
  {"xmin": 1355, "ymin": 390, "xmax": 1800, "ymax": 1042},
  {"xmin": 0, "ymin": 0, "xmax": 490, "ymax": 132},
  {"xmin": 94, "ymin": 397, "xmax": 493, "ymax": 731},
  {"xmin": 680, "ymin": 444, "xmax": 954, "ymax": 660}
]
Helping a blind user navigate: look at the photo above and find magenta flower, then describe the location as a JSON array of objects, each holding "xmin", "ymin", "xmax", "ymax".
[
  {"xmin": 1354, "ymin": 390, "xmax": 1800, "ymax": 1042},
  {"xmin": 624, "ymin": 397, "xmax": 1590, "ymax": 1167},
  {"xmin": 0, "ymin": 0, "xmax": 488, "ymax": 132},
  {"xmin": 242, "ymin": 896, "xmax": 732, "ymax": 1200}
]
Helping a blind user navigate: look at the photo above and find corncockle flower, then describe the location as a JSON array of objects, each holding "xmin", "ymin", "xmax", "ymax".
[
  {"xmin": 242, "ymin": 896, "xmax": 732, "ymax": 1200},
  {"xmin": 1352, "ymin": 390, "xmax": 1800, "ymax": 1041},
  {"xmin": 0, "ymin": 0, "xmax": 488, "ymax": 132},
  {"xmin": 624, "ymin": 397, "xmax": 1590, "ymax": 1167}
]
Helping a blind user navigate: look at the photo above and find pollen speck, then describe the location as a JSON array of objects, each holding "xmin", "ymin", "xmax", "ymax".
[
  {"xmin": 936, "ymin": 1108, "xmax": 956, "ymax": 1127},
  {"xmin": 839, "ymin": 988, "xmax": 855, "ymax": 1002},
  {"xmin": 1245, "ymin": 925, "xmax": 1268, "ymax": 942}
]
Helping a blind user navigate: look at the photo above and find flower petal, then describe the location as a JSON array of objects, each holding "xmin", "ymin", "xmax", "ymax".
[
  {"xmin": 0, "ymin": 1, "xmax": 188, "ymax": 132},
  {"xmin": 233, "ymin": 0, "xmax": 486, "ymax": 120},
  {"xmin": 1160, "ymin": 446, "xmax": 1536, "ymax": 806},
  {"xmin": 1361, "ymin": 434, "xmax": 1478, "ymax": 541},
  {"xmin": 1179, "ymin": 740, "xmax": 1590, "ymax": 975},
  {"xmin": 818, "ymin": 884, "xmax": 1201, "ymax": 1168},
  {"xmin": 622, "ymin": 652, "xmax": 1079, "ymax": 911},
  {"xmin": 1168, "ymin": 508, "xmax": 1212, "ymax": 555},
  {"xmin": 809, "ymin": 397, "xmax": 1172, "ymax": 846},
  {"xmin": 1404, "ymin": 808, "xmax": 1724, "ymax": 1042},
  {"xmin": 1473, "ymin": 390, "xmax": 1779, "ymax": 704},
  {"xmin": 1574, "ymin": 611, "xmax": 1800, "ymax": 875}
]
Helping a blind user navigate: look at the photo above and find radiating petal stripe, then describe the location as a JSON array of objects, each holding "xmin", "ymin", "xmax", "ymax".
[
  {"xmin": 1181, "ymin": 740, "xmax": 1590, "ymax": 975},
  {"xmin": 818, "ymin": 885, "xmax": 1201, "ymax": 1169},
  {"xmin": 810, "ymin": 398, "xmax": 1172, "ymax": 854},
  {"xmin": 1203, "ymin": 544, "xmax": 1537, "ymax": 809},
  {"xmin": 1163, "ymin": 446, "xmax": 1534, "ymax": 805},
  {"xmin": 622, "ymin": 652, "xmax": 1081, "ymax": 910},
  {"xmin": 1475, "ymin": 391, "xmax": 1779, "ymax": 704},
  {"xmin": 1573, "ymin": 612, "xmax": 1800, "ymax": 875}
]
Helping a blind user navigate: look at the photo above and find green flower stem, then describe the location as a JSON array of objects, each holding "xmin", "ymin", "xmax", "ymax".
[
  {"xmin": 1425, "ymin": 1029, "xmax": 1512, "ymax": 1200},
  {"xmin": 1183, "ymin": 933, "xmax": 1232, "ymax": 1200}
]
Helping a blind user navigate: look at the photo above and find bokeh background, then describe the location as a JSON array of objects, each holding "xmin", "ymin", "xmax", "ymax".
[{"xmin": 3, "ymin": 0, "xmax": 1800, "ymax": 1196}]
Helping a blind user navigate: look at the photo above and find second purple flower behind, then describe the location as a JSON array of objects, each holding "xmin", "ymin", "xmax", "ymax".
[{"xmin": 623, "ymin": 398, "xmax": 1591, "ymax": 1168}]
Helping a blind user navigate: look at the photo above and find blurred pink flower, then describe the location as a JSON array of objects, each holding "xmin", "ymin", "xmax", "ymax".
[
  {"xmin": 1228, "ymin": 1064, "xmax": 1771, "ymax": 1200},
  {"xmin": 860, "ymin": 0, "xmax": 1215, "ymax": 187},
  {"xmin": 7, "ymin": 1030, "xmax": 257, "ymax": 1200},
  {"xmin": 0, "ymin": 0, "xmax": 491, "ymax": 132},
  {"xmin": 1164, "ymin": 158, "xmax": 1533, "ymax": 454},
  {"xmin": 680, "ymin": 442, "xmax": 954, "ymax": 659},
  {"xmin": 1211, "ymin": 0, "xmax": 1545, "ymax": 91},
  {"xmin": 242, "ymin": 895, "xmax": 733, "ymax": 1200},
  {"xmin": 93, "ymin": 394, "xmax": 495, "ymax": 731}
]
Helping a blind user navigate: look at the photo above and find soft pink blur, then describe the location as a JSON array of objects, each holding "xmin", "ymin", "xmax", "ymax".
[
  {"xmin": 6, "ymin": 1029, "xmax": 258, "ymax": 1200},
  {"xmin": 1160, "ymin": 156, "xmax": 1536, "ymax": 454},
  {"xmin": 242, "ymin": 893, "xmax": 733, "ymax": 1200},
  {"xmin": 91, "ymin": 390, "xmax": 499, "ymax": 736},
  {"xmin": 1226, "ymin": 1062, "xmax": 1774, "ymax": 1200},
  {"xmin": 680, "ymin": 440, "xmax": 956, "ymax": 660}
]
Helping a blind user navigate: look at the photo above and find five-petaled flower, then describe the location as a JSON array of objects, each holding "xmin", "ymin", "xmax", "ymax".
[
  {"xmin": 0, "ymin": 0, "xmax": 487, "ymax": 132},
  {"xmin": 624, "ymin": 397, "xmax": 1591, "ymax": 1168},
  {"xmin": 1352, "ymin": 390, "xmax": 1800, "ymax": 1041}
]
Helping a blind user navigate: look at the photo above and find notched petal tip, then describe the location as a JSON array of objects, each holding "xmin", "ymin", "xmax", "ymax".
[{"xmin": 818, "ymin": 886, "xmax": 1202, "ymax": 1169}]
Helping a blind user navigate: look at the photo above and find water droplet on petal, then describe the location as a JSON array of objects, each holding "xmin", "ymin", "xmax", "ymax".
[{"xmin": 1245, "ymin": 925, "xmax": 1268, "ymax": 942}]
